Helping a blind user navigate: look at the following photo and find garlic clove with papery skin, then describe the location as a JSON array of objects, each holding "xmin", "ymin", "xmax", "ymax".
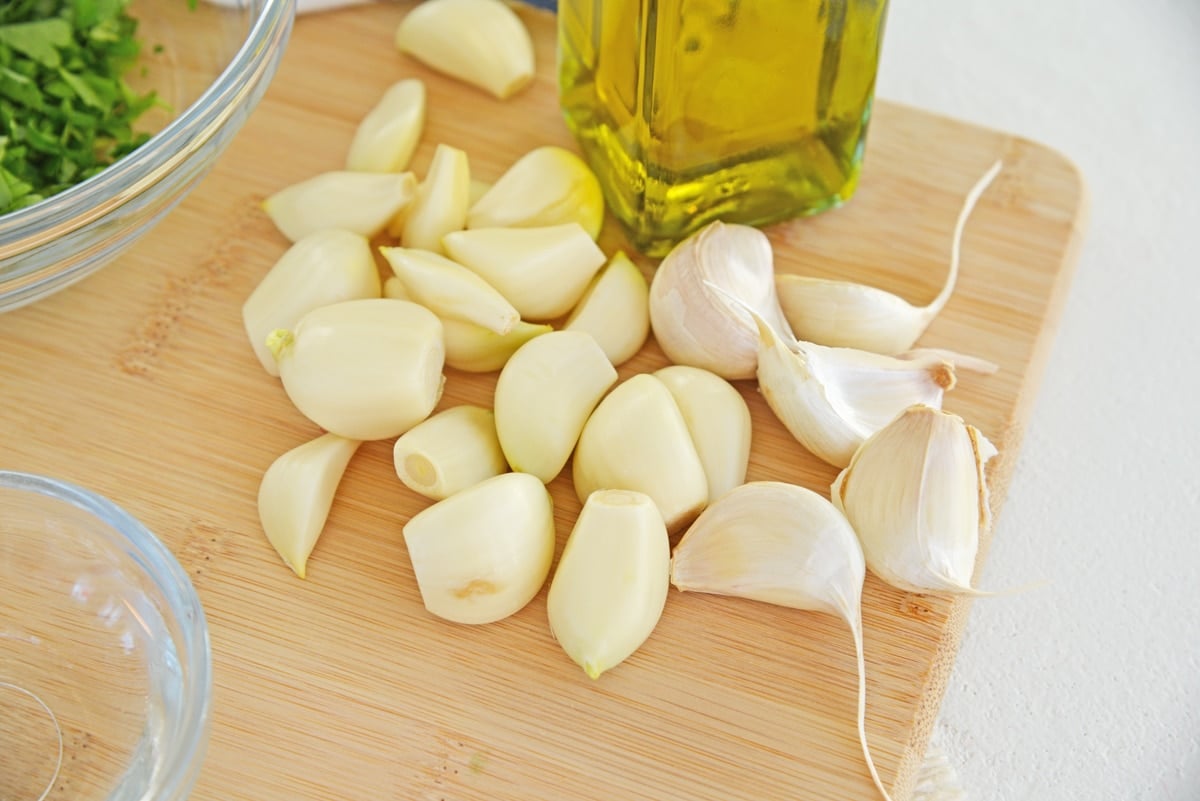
[
  {"xmin": 263, "ymin": 171, "xmax": 417, "ymax": 242},
  {"xmin": 392, "ymin": 405, "xmax": 508, "ymax": 501},
  {"xmin": 468, "ymin": 146, "xmax": 605, "ymax": 239},
  {"xmin": 563, "ymin": 251, "xmax": 650, "ymax": 367},
  {"xmin": 380, "ymin": 246, "xmax": 519, "ymax": 335},
  {"xmin": 345, "ymin": 79, "xmax": 426, "ymax": 173},
  {"xmin": 831, "ymin": 404, "xmax": 998, "ymax": 595},
  {"xmin": 649, "ymin": 221, "xmax": 795, "ymax": 381}
]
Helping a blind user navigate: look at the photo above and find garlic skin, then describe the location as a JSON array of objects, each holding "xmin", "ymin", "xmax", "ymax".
[
  {"xmin": 400, "ymin": 143, "xmax": 470, "ymax": 253},
  {"xmin": 442, "ymin": 223, "xmax": 606, "ymax": 320},
  {"xmin": 380, "ymin": 246, "xmax": 519, "ymax": 335},
  {"xmin": 563, "ymin": 251, "xmax": 650, "ymax": 367},
  {"xmin": 493, "ymin": 331, "xmax": 617, "ymax": 483},
  {"xmin": 831, "ymin": 404, "xmax": 998, "ymax": 595},
  {"xmin": 268, "ymin": 298, "xmax": 445, "ymax": 441},
  {"xmin": 263, "ymin": 171, "xmax": 417, "ymax": 242},
  {"xmin": 258, "ymin": 433, "xmax": 362, "ymax": 579},
  {"xmin": 243, "ymin": 230, "xmax": 380, "ymax": 376},
  {"xmin": 652, "ymin": 365, "xmax": 751, "ymax": 503},
  {"xmin": 403, "ymin": 472, "xmax": 555, "ymax": 625},
  {"xmin": 548, "ymin": 490, "xmax": 670, "ymax": 679},
  {"xmin": 649, "ymin": 221, "xmax": 795, "ymax": 380},
  {"xmin": 393, "ymin": 405, "xmax": 508, "ymax": 501},
  {"xmin": 394, "ymin": 0, "xmax": 535, "ymax": 100},
  {"xmin": 468, "ymin": 146, "xmax": 605, "ymax": 239},
  {"xmin": 572, "ymin": 373, "xmax": 709, "ymax": 533},
  {"xmin": 776, "ymin": 161, "xmax": 1002, "ymax": 354},
  {"xmin": 346, "ymin": 79, "xmax": 426, "ymax": 173},
  {"xmin": 441, "ymin": 317, "xmax": 553, "ymax": 373}
]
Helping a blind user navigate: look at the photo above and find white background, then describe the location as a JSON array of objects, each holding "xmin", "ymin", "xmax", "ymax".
[{"xmin": 875, "ymin": 2, "xmax": 1200, "ymax": 799}]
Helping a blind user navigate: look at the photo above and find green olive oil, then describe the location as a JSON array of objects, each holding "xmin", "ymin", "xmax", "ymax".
[{"xmin": 558, "ymin": 0, "xmax": 889, "ymax": 256}]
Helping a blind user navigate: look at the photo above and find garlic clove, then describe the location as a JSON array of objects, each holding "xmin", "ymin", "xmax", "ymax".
[
  {"xmin": 670, "ymin": 481, "xmax": 893, "ymax": 801},
  {"xmin": 468, "ymin": 146, "xmax": 605, "ymax": 239},
  {"xmin": 263, "ymin": 171, "xmax": 417, "ymax": 242},
  {"xmin": 652, "ymin": 365, "xmax": 752, "ymax": 502},
  {"xmin": 441, "ymin": 317, "xmax": 553, "ymax": 373},
  {"xmin": 403, "ymin": 472, "xmax": 555, "ymax": 624},
  {"xmin": 563, "ymin": 251, "xmax": 650, "ymax": 367},
  {"xmin": 382, "ymin": 275, "xmax": 410, "ymax": 301},
  {"xmin": 393, "ymin": 405, "xmax": 508, "ymax": 500},
  {"xmin": 345, "ymin": 78, "xmax": 426, "ymax": 173},
  {"xmin": 572, "ymin": 372, "xmax": 709, "ymax": 533},
  {"xmin": 398, "ymin": 143, "xmax": 470, "ymax": 253},
  {"xmin": 493, "ymin": 330, "xmax": 617, "ymax": 482},
  {"xmin": 649, "ymin": 221, "xmax": 795, "ymax": 380},
  {"xmin": 379, "ymin": 246, "xmax": 519, "ymax": 335},
  {"xmin": 394, "ymin": 0, "xmax": 535, "ymax": 100},
  {"xmin": 268, "ymin": 298, "xmax": 445, "ymax": 440},
  {"xmin": 775, "ymin": 161, "xmax": 1002, "ymax": 354},
  {"xmin": 831, "ymin": 404, "xmax": 998, "ymax": 595},
  {"xmin": 548, "ymin": 489, "xmax": 670, "ymax": 679},
  {"xmin": 243, "ymin": 229, "xmax": 380, "ymax": 377},
  {"xmin": 442, "ymin": 223, "xmax": 606, "ymax": 321},
  {"xmin": 258, "ymin": 432, "xmax": 362, "ymax": 579}
]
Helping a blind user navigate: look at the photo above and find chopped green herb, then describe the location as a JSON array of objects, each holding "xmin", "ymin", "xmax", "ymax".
[{"xmin": 0, "ymin": 0, "xmax": 162, "ymax": 215}]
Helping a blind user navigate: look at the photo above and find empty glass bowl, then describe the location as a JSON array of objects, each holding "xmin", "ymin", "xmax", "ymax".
[
  {"xmin": 0, "ymin": 0, "xmax": 295, "ymax": 313},
  {"xmin": 0, "ymin": 471, "xmax": 211, "ymax": 801}
]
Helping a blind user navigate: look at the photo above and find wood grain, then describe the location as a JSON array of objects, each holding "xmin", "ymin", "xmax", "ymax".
[{"xmin": 0, "ymin": 4, "xmax": 1087, "ymax": 800}]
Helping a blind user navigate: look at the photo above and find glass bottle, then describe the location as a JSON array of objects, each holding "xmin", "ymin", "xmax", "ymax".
[{"xmin": 558, "ymin": 0, "xmax": 889, "ymax": 257}]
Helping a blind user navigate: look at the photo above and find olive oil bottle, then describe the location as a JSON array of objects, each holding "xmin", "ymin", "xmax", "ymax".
[{"xmin": 558, "ymin": 0, "xmax": 889, "ymax": 256}]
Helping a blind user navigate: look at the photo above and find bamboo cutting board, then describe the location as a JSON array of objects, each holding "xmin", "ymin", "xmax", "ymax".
[{"xmin": 0, "ymin": 4, "xmax": 1086, "ymax": 800}]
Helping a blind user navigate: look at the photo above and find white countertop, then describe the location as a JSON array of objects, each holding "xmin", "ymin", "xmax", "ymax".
[{"xmin": 877, "ymin": 2, "xmax": 1200, "ymax": 799}]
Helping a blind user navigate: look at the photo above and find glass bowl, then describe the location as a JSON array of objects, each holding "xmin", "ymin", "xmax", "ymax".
[
  {"xmin": 0, "ymin": 471, "xmax": 211, "ymax": 801},
  {"xmin": 0, "ymin": 0, "xmax": 296, "ymax": 313}
]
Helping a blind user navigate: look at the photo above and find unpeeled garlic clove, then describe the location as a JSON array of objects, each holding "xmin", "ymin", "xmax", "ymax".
[
  {"xmin": 572, "ymin": 373, "xmax": 709, "ymax": 533},
  {"xmin": 394, "ymin": 0, "xmax": 535, "ymax": 100},
  {"xmin": 563, "ymin": 251, "xmax": 650, "ymax": 367},
  {"xmin": 670, "ymin": 481, "xmax": 893, "ymax": 801},
  {"xmin": 776, "ymin": 162, "xmax": 1002, "ymax": 354},
  {"xmin": 403, "ymin": 472, "xmax": 555, "ymax": 624},
  {"xmin": 393, "ymin": 405, "xmax": 508, "ymax": 501},
  {"xmin": 442, "ymin": 223, "xmax": 606, "ymax": 320},
  {"xmin": 493, "ymin": 330, "xmax": 617, "ymax": 482},
  {"xmin": 652, "ymin": 365, "xmax": 751, "ymax": 502},
  {"xmin": 398, "ymin": 143, "xmax": 470, "ymax": 253},
  {"xmin": 258, "ymin": 432, "xmax": 362, "ymax": 579},
  {"xmin": 243, "ymin": 229, "xmax": 380, "ymax": 376},
  {"xmin": 440, "ymin": 317, "xmax": 552, "ymax": 373},
  {"xmin": 468, "ymin": 146, "xmax": 605, "ymax": 239},
  {"xmin": 649, "ymin": 221, "xmax": 795, "ymax": 380},
  {"xmin": 547, "ymin": 490, "xmax": 670, "ymax": 679},
  {"xmin": 831, "ymin": 404, "xmax": 998, "ymax": 595},
  {"xmin": 268, "ymin": 298, "xmax": 445, "ymax": 440},
  {"xmin": 263, "ymin": 171, "xmax": 417, "ymax": 242},
  {"xmin": 345, "ymin": 79, "xmax": 426, "ymax": 173},
  {"xmin": 380, "ymin": 246, "xmax": 519, "ymax": 335}
]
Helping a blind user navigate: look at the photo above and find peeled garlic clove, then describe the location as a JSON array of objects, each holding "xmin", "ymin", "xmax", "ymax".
[
  {"xmin": 652, "ymin": 365, "xmax": 751, "ymax": 502},
  {"xmin": 671, "ymin": 481, "xmax": 893, "ymax": 801},
  {"xmin": 243, "ymin": 230, "xmax": 380, "ymax": 376},
  {"xmin": 382, "ymin": 275, "xmax": 410, "ymax": 301},
  {"xmin": 441, "ymin": 317, "xmax": 552, "ymax": 373},
  {"xmin": 573, "ymin": 373, "xmax": 708, "ymax": 533},
  {"xmin": 494, "ymin": 330, "xmax": 617, "ymax": 482},
  {"xmin": 468, "ymin": 146, "xmax": 605, "ymax": 239},
  {"xmin": 400, "ymin": 143, "xmax": 470, "ymax": 253},
  {"xmin": 268, "ymin": 298, "xmax": 445, "ymax": 440},
  {"xmin": 263, "ymin": 171, "xmax": 417, "ymax": 242},
  {"xmin": 403, "ymin": 472, "xmax": 555, "ymax": 624},
  {"xmin": 776, "ymin": 162, "xmax": 1002, "ymax": 354},
  {"xmin": 258, "ymin": 432, "xmax": 362, "ymax": 579},
  {"xmin": 393, "ymin": 405, "xmax": 508, "ymax": 501},
  {"xmin": 649, "ymin": 221, "xmax": 795, "ymax": 380},
  {"xmin": 394, "ymin": 0, "xmax": 534, "ymax": 100},
  {"xmin": 380, "ymin": 246, "xmax": 519, "ymax": 335},
  {"xmin": 442, "ymin": 223, "xmax": 606, "ymax": 321},
  {"xmin": 831, "ymin": 404, "xmax": 998, "ymax": 595},
  {"xmin": 548, "ymin": 490, "xmax": 670, "ymax": 679},
  {"xmin": 346, "ymin": 79, "xmax": 426, "ymax": 173},
  {"xmin": 563, "ymin": 251, "xmax": 650, "ymax": 367}
]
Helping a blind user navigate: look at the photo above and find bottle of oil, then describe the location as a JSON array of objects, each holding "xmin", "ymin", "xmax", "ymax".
[{"xmin": 558, "ymin": 0, "xmax": 889, "ymax": 257}]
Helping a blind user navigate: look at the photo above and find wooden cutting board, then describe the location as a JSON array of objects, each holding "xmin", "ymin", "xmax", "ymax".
[{"xmin": 0, "ymin": 4, "xmax": 1087, "ymax": 800}]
